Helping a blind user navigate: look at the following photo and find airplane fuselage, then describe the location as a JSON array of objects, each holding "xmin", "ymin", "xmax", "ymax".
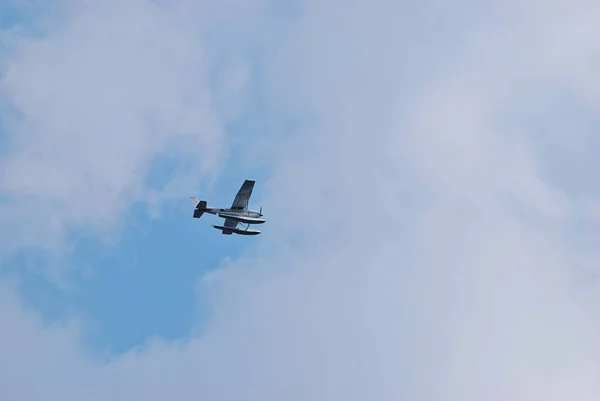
[{"xmin": 204, "ymin": 207, "xmax": 266, "ymax": 225}]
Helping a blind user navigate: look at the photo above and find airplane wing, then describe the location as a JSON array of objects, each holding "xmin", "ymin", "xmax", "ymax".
[
  {"xmin": 224, "ymin": 218, "xmax": 238, "ymax": 228},
  {"xmin": 220, "ymin": 217, "xmax": 238, "ymax": 235},
  {"xmin": 231, "ymin": 179, "xmax": 255, "ymax": 210}
]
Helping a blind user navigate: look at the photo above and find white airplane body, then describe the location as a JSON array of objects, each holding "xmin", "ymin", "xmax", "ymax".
[{"xmin": 191, "ymin": 179, "xmax": 264, "ymax": 235}]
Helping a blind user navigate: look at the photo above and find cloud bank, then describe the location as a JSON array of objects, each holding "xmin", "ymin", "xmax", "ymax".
[
  {"xmin": 0, "ymin": 0, "xmax": 247, "ymax": 256},
  {"xmin": 1, "ymin": 0, "xmax": 600, "ymax": 400}
]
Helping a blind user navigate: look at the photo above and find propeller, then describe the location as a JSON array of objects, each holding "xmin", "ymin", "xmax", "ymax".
[{"xmin": 259, "ymin": 206, "xmax": 263, "ymax": 216}]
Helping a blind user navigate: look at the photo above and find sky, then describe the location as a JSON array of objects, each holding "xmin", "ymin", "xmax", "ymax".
[{"xmin": 0, "ymin": 0, "xmax": 599, "ymax": 400}]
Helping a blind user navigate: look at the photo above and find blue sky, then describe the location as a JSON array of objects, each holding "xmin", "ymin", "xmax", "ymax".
[
  {"xmin": 1, "ymin": 0, "xmax": 600, "ymax": 400},
  {"xmin": 2, "ymin": 118, "xmax": 276, "ymax": 354},
  {"xmin": 0, "ymin": 0, "xmax": 274, "ymax": 354},
  {"xmin": 5, "ymin": 173, "xmax": 265, "ymax": 353}
]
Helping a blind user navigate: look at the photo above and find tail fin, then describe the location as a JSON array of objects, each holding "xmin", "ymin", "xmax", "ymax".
[{"xmin": 190, "ymin": 197, "xmax": 207, "ymax": 218}]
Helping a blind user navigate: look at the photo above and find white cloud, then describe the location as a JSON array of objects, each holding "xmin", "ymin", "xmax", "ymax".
[
  {"xmin": 2, "ymin": 0, "xmax": 600, "ymax": 400},
  {"xmin": 0, "ymin": 0, "xmax": 247, "ymax": 256}
]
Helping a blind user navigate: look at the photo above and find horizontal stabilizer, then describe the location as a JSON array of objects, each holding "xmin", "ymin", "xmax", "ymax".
[{"xmin": 191, "ymin": 197, "xmax": 207, "ymax": 218}]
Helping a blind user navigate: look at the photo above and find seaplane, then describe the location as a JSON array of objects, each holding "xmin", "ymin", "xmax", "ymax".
[{"xmin": 190, "ymin": 179, "xmax": 265, "ymax": 235}]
